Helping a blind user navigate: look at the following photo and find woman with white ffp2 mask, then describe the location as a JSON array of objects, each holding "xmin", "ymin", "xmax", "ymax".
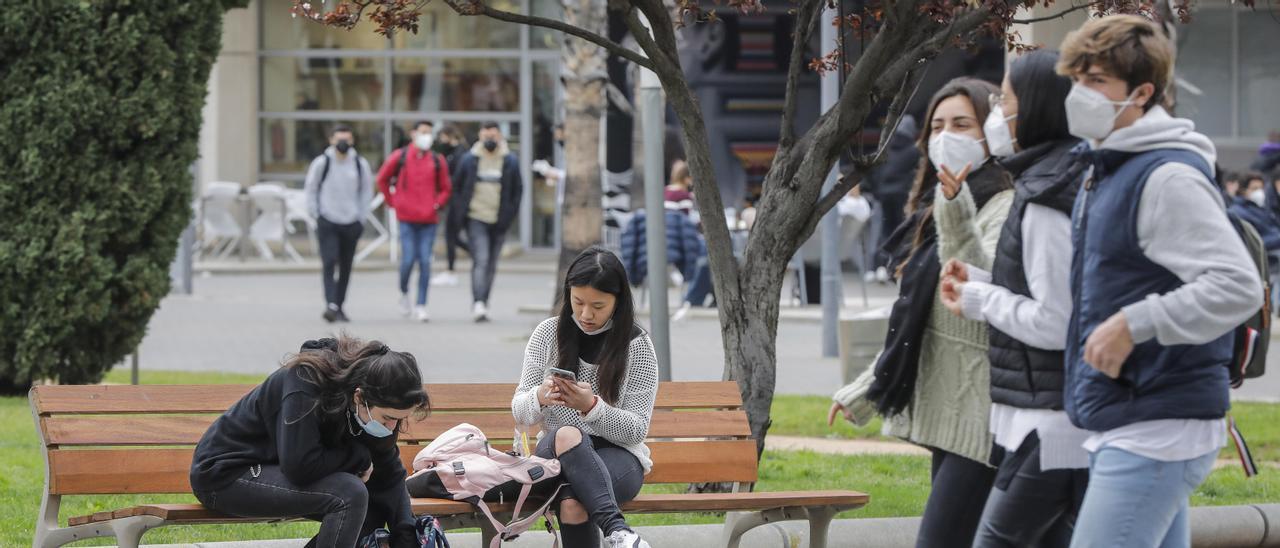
[{"xmin": 828, "ymin": 77, "xmax": 1014, "ymax": 548}]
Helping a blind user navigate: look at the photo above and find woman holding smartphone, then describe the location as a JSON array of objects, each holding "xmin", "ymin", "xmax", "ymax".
[{"xmin": 511, "ymin": 246, "xmax": 658, "ymax": 548}]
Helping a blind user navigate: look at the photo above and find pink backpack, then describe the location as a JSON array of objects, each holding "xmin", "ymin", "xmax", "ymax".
[{"xmin": 406, "ymin": 423, "xmax": 563, "ymax": 548}]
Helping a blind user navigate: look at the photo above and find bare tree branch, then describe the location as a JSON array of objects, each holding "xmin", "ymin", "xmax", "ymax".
[
  {"xmin": 631, "ymin": 0, "xmax": 683, "ymax": 68},
  {"xmin": 780, "ymin": 1, "xmax": 824, "ymax": 148},
  {"xmin": 621, "ymin": 5, "xmax": 683, "ymax": 82},
  {"xmin": 871, "ymin": 60, "xmax": 928, "ymax": 162},
  {"xmin": 1012, "ymin": 2, "xmax": 1097, "ymax": 24},
  {"xmin": 441, "ymin": 0, "xmax": 655, "ymax": 71}
]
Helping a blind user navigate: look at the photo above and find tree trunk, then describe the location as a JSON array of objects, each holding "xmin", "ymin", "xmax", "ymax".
[{"xmin": 554, "ymin": 0, "xmax": 609, "ymax": 299}]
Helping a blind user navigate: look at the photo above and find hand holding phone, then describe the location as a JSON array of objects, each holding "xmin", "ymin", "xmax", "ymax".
[{"xmin": 547, "ymin": 367, "xmax": 577, "ymax": 382}]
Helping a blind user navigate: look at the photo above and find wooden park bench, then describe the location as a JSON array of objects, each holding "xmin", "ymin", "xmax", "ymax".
[{"xmin": 30, "ymin": 381, "xmax": 868, "ymax": 548}]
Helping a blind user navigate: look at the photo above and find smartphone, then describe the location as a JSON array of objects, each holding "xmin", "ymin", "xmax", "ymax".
[{"xmin": 547, "ymin": 367, "xmax": 577, "ymax": 382}]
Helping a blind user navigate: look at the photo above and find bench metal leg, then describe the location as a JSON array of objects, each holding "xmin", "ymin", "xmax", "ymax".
[
  {"xmin": 35, "ymin": 516, "xmax": 164, "ymax": 548},
  {"xmin": 719, "ymin": 506, "xmax": 842, "ymax": 548}
]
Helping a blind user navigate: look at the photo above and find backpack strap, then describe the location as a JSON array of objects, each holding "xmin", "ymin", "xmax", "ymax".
[
  {"xmin": 475, "ymin": 482, "xmax": 564, "ymax": 548},
  {"xmin": 392, "ymin": 145, "xmax": 411, "ymax": 191}
]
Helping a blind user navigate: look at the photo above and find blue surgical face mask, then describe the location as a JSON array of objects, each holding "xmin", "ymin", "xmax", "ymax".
[{"xmin": 353, "ymin": 399, "xmax": 394, "ymax": 438}]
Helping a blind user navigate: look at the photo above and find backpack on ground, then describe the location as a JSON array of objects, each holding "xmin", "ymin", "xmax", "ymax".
[
  {"xmin": 1225, "ymin": 214, "xmax": 1270, "ymax": 388},
  {"xmin": 406, "ymin": 423, "xmax": 563, "ymax": 548}
]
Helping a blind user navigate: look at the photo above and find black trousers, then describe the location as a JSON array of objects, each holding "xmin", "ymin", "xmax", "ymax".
[
  {"xmin": 973, "ymin": 432, "xmax": 1089, "ymax": 548},
  {"xmin": 916, "ymin": 446, "xmax": 1001, "ymax": 548},
  {"xmin": 194, "ymin": 465, "xmax": 416, "ymax": 548},
  {"xmin": 317, "ymin": 217, "xmax": 363, "ymax": 308}
]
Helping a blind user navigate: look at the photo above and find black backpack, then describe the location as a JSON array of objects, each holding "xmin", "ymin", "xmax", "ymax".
[{"xmin": 1226, "ymin": 214, "xmax": 1270, "ymax": 388}]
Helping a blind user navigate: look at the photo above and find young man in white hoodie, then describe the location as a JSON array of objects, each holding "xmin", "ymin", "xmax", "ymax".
[{"xmin": 1055, "ymin": 16, "xmax": 1262, "ymax": 548}]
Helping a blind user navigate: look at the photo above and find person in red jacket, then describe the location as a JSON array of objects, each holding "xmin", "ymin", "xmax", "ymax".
[{"xmin": 377, "ymin": 121, "xmax": 452, "ymax": 322}]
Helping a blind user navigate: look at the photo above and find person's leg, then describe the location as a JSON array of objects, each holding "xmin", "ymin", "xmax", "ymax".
[
  {"xmin": 194, "ymin": 465, "xmax": 368, "ymax": 547},
  {"xmin": 399, "ymin": 221, "xmax": 419, "ymax": 297},
  {"xmin": 468, "ymin": 219, "xmax": 492, "ymax": 305},
  {"xmin": 1156, "ymin": 452, "xmax": 1214, "ymax": 548},
  {"xmin": 973, "ymin": 435, "xmax": 1076, "ymax": 548},
  {"xmin": 316, "ymin": 219, "xmax": 340, "ymax": 309},
  {"xmin": 916, "ymin": 449, "xmax": 998, "ymax": 548},
  {"xmin": 362, "ymin": 481, "xmax": 417, "ymax": 547},
  {"xmin": 1070, "ymin": 448, "xmax": 1215, "ymax": 548},
  {"xmin": 533, "ymin": 426, "xmax": 634, "ymax": 547},
  {"xmin": 683, "ymin": 258, "xmax": 714, "ymax": 307},
  {"xmin": 334, "ymin": 221, "xmax": 362, "ymax": 309},
  {"xmin": 445, "ymin": 213, "xmax": 459, "ymax": 271},
  {"xmin": 417, "ymin": 223, "xmax": 439, "ymax": 306},
  {"xmin": 481, "ymin": 223, "xmax": 505, "ymax": 305}
]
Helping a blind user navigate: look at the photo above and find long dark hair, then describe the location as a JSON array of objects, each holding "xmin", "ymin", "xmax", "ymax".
[
  {"xmin": 284, "ymin": 335, "xmax": 430, "ymax": 441},
  {"xmin": 1008, "ymin": 50, "xmax": 1073, "ymax": 149},
  {"xmin": 555, "ymin": 246, "xmax": 636, "ymax": 405}
]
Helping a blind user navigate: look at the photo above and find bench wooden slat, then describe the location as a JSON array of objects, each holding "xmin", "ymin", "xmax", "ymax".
[
  {"xmin": 32, "ymin": 382, "xmax": 742, "ymax": 415},
  {"xmin": 47, "ymin": 440, "xmax": 759, "ymax": 495},
  {"xmin": 41, "ymin": 410, "xmax": 752, "ymax": 447},
  {"xmin": 68, "ymin": 491, "xmax": 870, "ymax": 527}
]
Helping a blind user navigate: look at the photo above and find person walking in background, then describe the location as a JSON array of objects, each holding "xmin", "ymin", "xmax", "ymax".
[
  {"xmin": 864, "ymin": 114, "xmax": 921, "ymax": 283},
  {"xmin": 377, "ymin": 121, "xmax": 452, "ymax": 323},
  {"xmin": 305, "ymin": 124, "xmax": 373, "ymax": 323},
  {"xmin": 1055, "ymin": 16, "xmax": 1261, "ymax": 548},
  {"xmin": 935, "ymin": 50, "xmax": 1091, "ymax": 547},
  {"xmin": 452, "ymin": 122, "xmax": 523, "ymax": 322},
  {"xmin": 433, "ymin": 125, "xmax": 470, "ymax": 287},
  {"xmin": 828, "ymin": 77, "xmax": 1014, "ymax": 548},
  {"xmin": 1225, "ymin": 171, "xmax": 1280, "ymax": 253},
  {"xmin": 1251, "ymin": 130, "xmax": 1280, "ymax": 174}
]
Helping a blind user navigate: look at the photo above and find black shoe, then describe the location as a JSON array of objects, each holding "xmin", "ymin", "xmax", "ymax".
[
  {"xmin": 335, "ymin": 309, "xmax": 350, "ymax": 323},
  {"xmin": 323, "ymin": 308, "xmax": 338, "ymax": 323}
]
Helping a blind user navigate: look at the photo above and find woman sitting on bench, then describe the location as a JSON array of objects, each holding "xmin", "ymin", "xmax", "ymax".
[
  {"xmin": 511, "ymin": 246, "xmax": 658, "ymax": 548},
  {"xmin": 189, "ymin": 336, "xmax": 430, "ymax": 547}
]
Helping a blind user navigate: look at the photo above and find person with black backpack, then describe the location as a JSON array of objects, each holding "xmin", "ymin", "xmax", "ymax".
[
  {"xmin": 377, "ymin": 121, "xmax": 453, "ymax": 323},
  {"xmin": 305, "ymin": 124, "xmax": 374, "ymax": 323},
  {"xmin": 1054, "ymin": 16, "xmax": 1263, "ymax": 547}
]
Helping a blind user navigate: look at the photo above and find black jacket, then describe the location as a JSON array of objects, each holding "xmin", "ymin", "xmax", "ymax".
[
  {"xmin": 988, "ymin": 139, "xmax": 1086, "ymax": 409},
  {"xmin": 451, "ymin": 151, "xmax": 524, "ymax": 234}
]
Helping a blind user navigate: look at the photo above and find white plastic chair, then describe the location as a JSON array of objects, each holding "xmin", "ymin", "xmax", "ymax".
[
  {"xmin": 198, "ymin": 181, "xmax": 244, "ymax": 260},
  {"xmin": 248, "ymin": 184, "xmax": 302, "ymax": 262},
  {"xmin": 281, "ymin": 186, "xmax": 318, "ymax": 255}
]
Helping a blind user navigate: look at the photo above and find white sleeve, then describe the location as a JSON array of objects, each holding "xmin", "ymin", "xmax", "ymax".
[
  {"xmin": 1122, "ymin": 164, "xmax": 1263, "ymax": 344},
  {"xmin": 512, "ymin": 319, "xmax": 556, "ymax": 425},
  {"xmin": 304, "ymin": 156, "xmax": 324, "ymax": 220},
  {"xmin": 960, "ymin": 204, "xmax": 1073, "ymax": 350},
  {"xmin": 582, "ymin": 335, "xmax": 659, "ymax": 446}
]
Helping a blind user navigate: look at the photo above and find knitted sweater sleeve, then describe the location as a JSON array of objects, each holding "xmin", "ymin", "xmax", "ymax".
[
  {"xmin": 512, "ymin": 318, "xmax": 557, "ymax": 426},
  {"xmin": 582, "ymin": 335, "xmax": 659, "ymax": 446},
  {"xmin": 934, "ymin": 184, "xmax": 1012, "ymax": 270}
]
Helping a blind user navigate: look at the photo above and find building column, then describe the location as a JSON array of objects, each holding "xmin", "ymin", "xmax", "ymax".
[{"xmin": 199, "ymin": 1, "xmax": 260, "ymax": 192}]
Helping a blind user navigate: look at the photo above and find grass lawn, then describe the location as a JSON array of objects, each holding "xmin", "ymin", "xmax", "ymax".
[{"xmin": 1, "ymin": 374, "xmax": 1275, "ymax": 545}]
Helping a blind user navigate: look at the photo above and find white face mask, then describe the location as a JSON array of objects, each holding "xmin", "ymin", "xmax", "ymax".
[
  {"xmin": 928, "ymin": 131, "xmax": 987, "ymax": 175},
  {"xmin": 1065, "ymin": 84, "xmax": 1136, "ymax": 142},
  {"xmin": 983, "ymin": 105, "xmax": 1018, "ymax": 157},
  {"xmin": 573, "ymin": 316, "xmax": 613, "ymax": 336},
  {"xmin": 1248, "ymin": 189, "xmax": 1267, "ymax": 208},
  {"xmin": 414, "ymin": 134, "xmax": 434, "ymax": 151}
]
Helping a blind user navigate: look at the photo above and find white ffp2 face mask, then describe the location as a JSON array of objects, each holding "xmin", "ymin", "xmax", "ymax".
[
  {"xmin": 1065, "ymin": 84, "xmax": 1136, "ymax": 142},
  {"xmin": 983, "ymin": 105, "xmax": 1018, "ymax": 157},
  {"xmin": 928, "ymin": 131, "xmax": 988, "ymax": 175},
  {"xmin": 415, "ymin": 134, "xmax": 434, "ymax": 151},
  {"xmin": 1249, "ymin": 189, "xmax": 1267, "ymax": 208}
]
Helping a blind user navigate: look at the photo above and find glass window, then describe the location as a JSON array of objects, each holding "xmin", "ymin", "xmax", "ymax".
[
  {"xmin": 392, "ymin": 58, "xmax": 521, "ymax": 112},
  {"xmin": 391, "ymin": 0, "xmax": 520, "ymax": 50},
  {"xmin": 261, "ymin": 2, "xmax": 387, "ymax": 51},
  {"xmin": 1237, "ymin": 14, "xmax": 1280, "ymax": 139},
  {"xmin": 260, "ymin": 119, "xmax": 387, "ymax": 176},
  {"xmin": 261, "ymin": 57, "xmax": 386, "ymax": 112},
  {"xmin": 531, "ymin": 2, "xmax": 565, "ymax": 49},
  {"xmin": 1174, "ymin": 9, "xmax": 1232, "ymax": 138}
]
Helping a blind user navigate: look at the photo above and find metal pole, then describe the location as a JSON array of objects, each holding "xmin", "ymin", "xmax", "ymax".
[
  {"xmin": 819, "ymin": 6, "xmax": 842, "ymax": 357},
  {"xmin": 638, "ymin": 15, "xmax": 671, "ymax": 381},
  {"xmin": 131, "ymin": 352, "xmax": 139, "ymax": 385}
]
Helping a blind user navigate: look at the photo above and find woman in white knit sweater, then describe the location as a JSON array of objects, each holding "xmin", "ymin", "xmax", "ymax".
[
  {"xmin": 511, "ymin": 246, "xmax": 658, "ymax": 548},
  {"xmin": 828, "ymin": 78, "xmax": 1014, "ymax": 547}
]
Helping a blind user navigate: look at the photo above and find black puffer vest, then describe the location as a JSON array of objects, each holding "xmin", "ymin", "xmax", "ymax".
[{"xmin": 988, "ymin": 139, "xmax": 1086, "ymax": 409}]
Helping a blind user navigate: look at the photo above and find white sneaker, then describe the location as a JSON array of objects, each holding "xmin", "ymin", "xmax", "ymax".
[
  {"xmin": 431, "ymin": 271, "xmax": 459, "ymax": 286},
  {"xmin": 398, "ymin": 293, "xmax": 411, "ymax": 317},
  {"xmin": 670, "ymin": 270, "xmax": 684, "ymax": 286},
  {"xmin": 472, "ymin": 301, "xmax": 489, "ymax": 322},
  {"xmin": 413, "ymin": 305, "xmax": 429, "ymax": 323},
  {"xmin": 671, "ymin": 302, "xmax": 692, "ymax": 322},
  {"xmin": 875, "ymin": 266, "xmax": 890, "ymax": 283},
  {"xmin": 863, "ymin": 270, "xmax": 877, "ymax": 283},
  {"xmin": 604, "ymin": 529, "xmax": 650, "ymax": 548}
]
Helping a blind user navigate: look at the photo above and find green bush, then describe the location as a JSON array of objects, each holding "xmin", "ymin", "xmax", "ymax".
[{"xmin": 0, "ymin": 0, "xmax": 248, "ymax": 392}]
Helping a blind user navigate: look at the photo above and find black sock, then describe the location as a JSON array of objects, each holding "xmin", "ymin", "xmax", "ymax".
[{"xmin": 559, "ymin": 520, "xmax": 599, "ymax": 548}]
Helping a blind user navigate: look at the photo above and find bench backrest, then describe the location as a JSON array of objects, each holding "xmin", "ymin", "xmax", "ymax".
[{"xmin": 30, "ymin": 382, "xmax": 758, "ymax": 496}]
